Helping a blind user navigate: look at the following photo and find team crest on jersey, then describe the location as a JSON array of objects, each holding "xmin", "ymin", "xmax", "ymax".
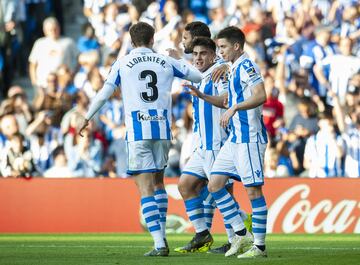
[
  {"xmin": 242, "ymin": 59, "xmax": 257, "ymax": 77},
  {"xmin": 137, "ymin": 112, "xmax": 166, "ymax": 121}
]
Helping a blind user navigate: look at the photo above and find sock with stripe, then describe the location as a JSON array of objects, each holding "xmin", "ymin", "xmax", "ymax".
[
  {"xmin": 211, "ymin": 187, "xmax": 245, "ymax": 233},
  {"xmin": 141, "ymin": 196, "xmax": 165, "ymax": 249},
  {"xmin": 154, "ymin": 189, "xmax": 168, "ymax": 238},
  {"xmin": 185, "ymin": 196, "xmax": 208, "ymax": 233},
  {"xmin": 251, "ymin": 196, "xmax": 267, "ymax": 249},
  {"xmin": 200, "ymin": 186, "xmax": 216, "ymax": 230}
]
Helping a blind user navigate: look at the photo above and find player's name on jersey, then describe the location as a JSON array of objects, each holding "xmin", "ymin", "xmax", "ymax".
[
  {"xmin": 137, "ymin": 112, "xmax": 166, "ymax": 121},
  {"xmin": 126, "ymin": 56, "xmax": 166, "ymax": 69}
]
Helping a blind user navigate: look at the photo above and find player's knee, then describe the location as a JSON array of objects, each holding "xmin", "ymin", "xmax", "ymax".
[
  {"xmin": 178, "ymin": 180, "xmax": 192, "ymax": 198},
  {"xmin": 245, "ymin": 186, "xmax": 263, "ymax": 200}
]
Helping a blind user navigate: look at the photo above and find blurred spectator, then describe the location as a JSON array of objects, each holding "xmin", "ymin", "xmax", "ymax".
[
  {"xmin": 264, "ymin": 148, "xmax": 290, "ymax": 178},
  {"xmin": 77, "ymin": 22, "xmax": 100, "ymax": 53},
  {"xmin": 5, "ymin": 86, "xmax": 33, "ymax": 134},
  {"xmin": 26, "ymin": 111, "xmax": 63, "ymax": 174},
  {"xmin": 304, "ymin": 112, "xmax": 344, "ymax": 177},
  {"xmin": 83, "ymin": 67, "xmax": 104, "ymax": 99},
  {"xmin": 61, "ymin": 90, "xmax": 90, "ymax": 135},
  {"xmin": 29, "ymin": 17, "xmax": 78, "ymax": 88},
  {"xmin": 314, "ymin": 37, "xmax": 360, "ymax": 106},
  {"xmin": 0, "ymin": 114, "xmax": 19, "ymax": 151},
  {"xmin": 243, "ymin": 22, "xmax": 266, "ymax": 64},
  {"xmin": 0, "ymin": 0, "xmax": 17, "ymax": 97},
  {"xmin": 289, "ymin": 99, "xmax": 319, "ymax": 135},
  {"xmin": 0, "ymin": 132, "xmax": 35, "ymax": 177},
  {"xmin": 263, "ymin": 75, "xmax": 284, "ymax": 139},
  {"xmin": 43, "ymin": 145, "xmax": 74, "ymax": 178},
  {"xmin": 300, "ymin": 24, "xmax": 337, "ymax": 99},
  {"xmin": 74, "ymin": 50, "xmax": 99, "ymax": 90},
  {"xmin": 64, "ymin": 123, "xmax": 103, "ymax": 177}
]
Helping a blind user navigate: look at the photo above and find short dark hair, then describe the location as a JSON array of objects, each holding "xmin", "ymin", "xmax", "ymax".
[
  {"xmin": 184, "ymin": 21, "xmax": 211, "ymax": 38},
  {"xmin": 191, "ymin": 37, "xmax": 216, "ymax": 53},
  {"xmin": 129, "ymin": 22, "xmax": 155, "ymax": 47},
  {"xmin": 217, "ymin": 26, "xmax": 246, "ymax": 49}
]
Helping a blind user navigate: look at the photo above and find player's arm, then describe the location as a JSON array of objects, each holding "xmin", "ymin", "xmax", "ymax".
[
  {"xmin": 184, "ymin": 83, "xmax": 228, "ymax": 108},
  {"xmin": 167, "ymin": 50, "xmax": 202, "ymax": 83},
  {"xmin": 79, "ymin": 62, "xmax": 120, "ymax": 136},
  {"xmin": 220, "ymin": 82, "xmax": 266, "ymax": 128}
]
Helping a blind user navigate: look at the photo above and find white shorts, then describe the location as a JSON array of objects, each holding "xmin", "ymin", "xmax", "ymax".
[
  {"xmin": 211, "ymin": 140, "xmax": 266, "ymax": 187},
  {"xmin": 182, "ymin": 148, "xmax": 237, "ymax": 184},
  {"xmin": 126, "ymin": 140, "xmax": 171, "ymax": 175}
]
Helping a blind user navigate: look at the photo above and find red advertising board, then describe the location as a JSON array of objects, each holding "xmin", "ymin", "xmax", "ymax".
[{"xmin": 0, "ymin": 178, "xmax": 359, "ymax": 233}]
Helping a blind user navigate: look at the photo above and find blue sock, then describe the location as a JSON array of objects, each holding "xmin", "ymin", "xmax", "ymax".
[
  {"xmin": 251, "ymin": 196, "xmax": 267, "ymax": 247},
  {"xmin": 154, "ymin": 189, "xmax": 168, "ymax": 238},
  {"xmin": 185, "ymin": 196, "xmax": 208, "ymax": 233}
]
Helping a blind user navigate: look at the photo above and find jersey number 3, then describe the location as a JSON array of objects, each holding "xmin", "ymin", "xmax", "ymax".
[{"xmin": 139, "ymin": 70, "xmax": 158, "ymax": 103}]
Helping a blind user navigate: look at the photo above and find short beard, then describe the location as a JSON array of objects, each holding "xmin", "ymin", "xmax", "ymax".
[{"xmin": 184, "ymin": 47, "xmax": 193, "ymax": 54}]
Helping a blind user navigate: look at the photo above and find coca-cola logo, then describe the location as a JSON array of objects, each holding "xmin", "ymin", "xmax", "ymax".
[{"xmin": 268, "ymin": 184, "xmax": 360, "ymax": 233}]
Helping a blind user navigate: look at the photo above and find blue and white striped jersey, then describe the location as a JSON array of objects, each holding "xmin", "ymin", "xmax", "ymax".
[
  {"xmin": 105, "ymin": 47, "xmax": 200, "ymax": 142},
  {"xmin": 228, "ymin": 53, "xmax": 268, "ymax": 144},
  {"xmin": 343, "ymin": 128, "xmax": 360, "ymax": 178},
  {"xmin": 304, "ymin": 132, "xmax": 344, "ymax": 178},
  {"xmin": 318, "ymin": 54, "xmax": 360, "ymax": 105},
  {"xmin": 192, "ymin": 63, "xmax": 228, "ymax": 151}
]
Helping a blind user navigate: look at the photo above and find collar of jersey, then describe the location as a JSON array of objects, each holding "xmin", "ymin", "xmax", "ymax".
[
  {"xmin": 230, "ymin": 52, "xmax": 249, "ymax": 72},
  {"xmin": 130, "ymin": 47, "xmax": 154, "ymax": 54},
  {"xmin": 202, "ymin": 62, "xmax": 221, "ymax": 77}
]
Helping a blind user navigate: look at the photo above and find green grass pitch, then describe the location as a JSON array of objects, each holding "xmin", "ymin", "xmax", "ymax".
[{"xmin": 0, "ymin": 234, "xmax": 359, "ymax": 265}]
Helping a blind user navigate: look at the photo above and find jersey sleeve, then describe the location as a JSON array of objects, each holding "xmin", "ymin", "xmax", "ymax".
[
  {"xmin": 241, "ymin": 59, "xmax": 263, "ymax": 87},
  {"xmin": 167, "ymin": 57, "xmax": 202, "ymax": 83},
  {"xmin": 104, "ymin": 60, "xmax": 122, "ymax": 88}
]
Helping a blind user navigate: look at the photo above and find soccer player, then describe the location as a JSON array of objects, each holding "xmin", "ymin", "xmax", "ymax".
[
  {"xmin": 196, "ymin": 26, "xmax": 268, "ymax": 258},
  {"xmin": 79, "ymin": 22, "xmax": 202, "ymax": 256},
  {"xmin": 179, "ymin": 22, "xmax": 252, "ymax": 254},
  {"xmin": 174, "ymin": 37, "xmax": 235, "ymax": 253}
]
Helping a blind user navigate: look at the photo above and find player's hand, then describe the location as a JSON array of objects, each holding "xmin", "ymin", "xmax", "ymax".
[
  {"xmin": 167, "ymin": 48, "xmax": 181, "ymax": 60},
  {"xmin": 182, "ymin": 83, "xmax": 201, "ymax": 97},
  {"xmin": 220, "ymin": 106, "xmax": 236, "ymax": 128},
  {"xmin": 78, "ymin": 118, "xmax": 89, "ymax": 137},
  {"xmin": 211, "ymin": 64, "xmax": 229, "ymax": 83}
]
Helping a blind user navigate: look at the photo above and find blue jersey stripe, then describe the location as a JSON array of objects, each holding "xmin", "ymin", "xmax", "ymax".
[
  {"xmin": 228, "ymin": 83, "xmax": 237, "ymax": 142},
  {"xmin": 203, "ymin": 81, "xmax": 213, "ymax": 150},
  {"xmin": 234, "ymin": 66, "xmax": 249, "ymax": 143},
  {"xmin": 115, "ymin": 71, "xmax": 121, "ymax": 86},
  {"xmin": 163, "ymin": 109, "xmax": 171, "ymax": 140},
  {"xmin": 148, "ymin": 109, "xmax": 160, "ymax": 139},
  {"xmin": 173, "ymin": 66, "xmax": 185, "ymax": 78},
  {"xmin": 131, "ymin": 111, "xmax": 143, "ymax": 140},
  {"xmin": 193, "ymin": 96, "xmax": 200, "ymax": 133},
  {"xmin": 260, "ymin": 115, "xmax": 268, "ymax": 143}
]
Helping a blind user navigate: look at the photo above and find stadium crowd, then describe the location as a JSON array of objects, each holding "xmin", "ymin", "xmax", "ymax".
[{"xmin": 0, "ymin": 0, "xmax": 359, "ymax": 178}]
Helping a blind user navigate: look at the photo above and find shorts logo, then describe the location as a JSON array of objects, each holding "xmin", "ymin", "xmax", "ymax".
[
  {"xmin": 255, "ymin": 170, "xmax": 262, "ymax": 178},
  {"xmin": 137, "ymin": 112, "xmax": 166, "ymax": 121}
]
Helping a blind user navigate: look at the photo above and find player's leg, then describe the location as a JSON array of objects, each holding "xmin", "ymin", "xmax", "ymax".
[
  {"xmin": 127, "ymin": 140, "xmax": 167, "ymax": 256},
  {"xmin": 235, "ymin": 142, "xmax": 268, "ymax": 259},
  {"xmin": 209, "ymin": 141, "xmax": 253, "ymax": 257},
  {"xmin": 154, "ymin": 171, "xmax": 168, "ymax": 240},
  {"xmin": 175, "ymin": 149, "xmax": 213, "ymax": 253},
  {"xmin": 152, "ymin": 140, "xmax": 171, "ymax": 253}
]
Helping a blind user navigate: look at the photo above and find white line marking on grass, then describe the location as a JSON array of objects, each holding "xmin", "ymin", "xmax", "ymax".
[{"xmin": 0, "ymin": 245, "xmax": 360, "ymax": 251}]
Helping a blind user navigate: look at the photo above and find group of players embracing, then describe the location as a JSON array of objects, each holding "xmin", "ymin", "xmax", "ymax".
[{"xmin": 79, "ymin": 20, "xmax": 269, "ymax": 259}]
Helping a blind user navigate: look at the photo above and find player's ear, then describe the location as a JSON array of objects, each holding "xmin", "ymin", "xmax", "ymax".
[{"xmin": 234, "ymin": 42, "xmax": 240, "ymax": 51}]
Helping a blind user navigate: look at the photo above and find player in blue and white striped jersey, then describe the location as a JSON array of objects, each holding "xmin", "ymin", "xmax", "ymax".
[
  {"xmin": 206, "ymin": 27, "xmax": 268, "ymax": 259},
  {"xmin": 79, "ymin": 22, "xmax": 202, "ymax": 257},
  {"xmin": 175, "ymin": 37, "xmax": 241, "ymax": 254}
]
